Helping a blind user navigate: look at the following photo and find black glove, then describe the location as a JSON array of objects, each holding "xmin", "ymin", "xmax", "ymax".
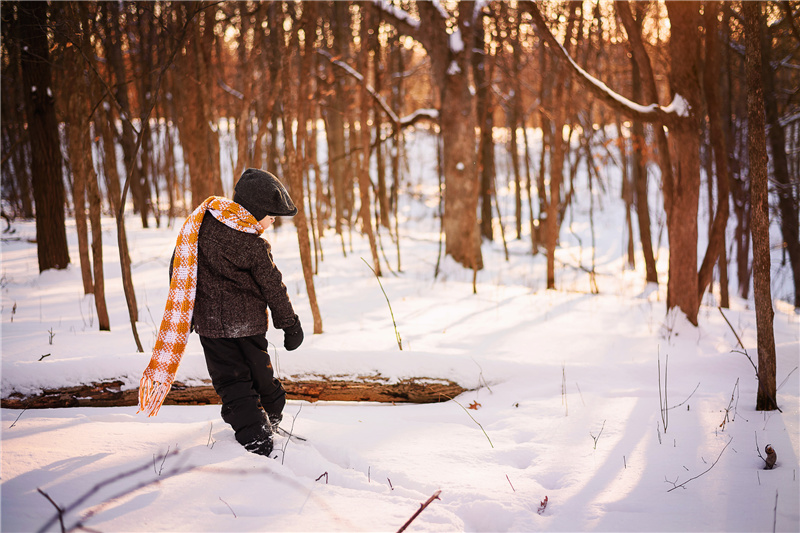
[{"xmin": 283, "ymin": 316, "xmax": 303, "ymax": 351}]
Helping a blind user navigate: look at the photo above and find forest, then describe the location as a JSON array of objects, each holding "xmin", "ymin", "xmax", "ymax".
[
  {"xmin": 2, "ymin": 2, "xmax": 800, "ymax": 531},
  {"xmin": 2, "ymin": 0, "xmax": 799, "ymax": 405}
]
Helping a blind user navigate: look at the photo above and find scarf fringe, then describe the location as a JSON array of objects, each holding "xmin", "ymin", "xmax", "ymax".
[{"xmin": 137, "ymin": 376, "xmax": 173, "ymax": 417}]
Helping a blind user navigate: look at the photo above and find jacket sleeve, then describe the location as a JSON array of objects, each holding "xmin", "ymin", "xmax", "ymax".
[{"xmin": 249, "ymin": 239, "xmax": 297, "ymax": 329}]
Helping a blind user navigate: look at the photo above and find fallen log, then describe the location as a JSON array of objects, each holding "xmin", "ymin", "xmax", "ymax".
[{"xmin": 0, "ymin": 376, "xmax": 467, "ymax": 409}]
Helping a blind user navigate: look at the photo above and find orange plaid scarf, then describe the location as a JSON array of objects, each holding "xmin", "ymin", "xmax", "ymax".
[{"xmin": 138, "ymin": 196, "xmax": 263, "ymax": 416}]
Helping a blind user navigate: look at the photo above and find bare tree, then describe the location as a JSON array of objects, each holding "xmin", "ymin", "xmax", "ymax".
[
  {"xmin": 743, "ymin": 1, "xmax": 777, "ymax": 412},
  {"xmin": 19, "ymin": 1, "xmax": 71, "ymax": 272}
]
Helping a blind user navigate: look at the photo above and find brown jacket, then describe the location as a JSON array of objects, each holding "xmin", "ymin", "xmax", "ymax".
[{"xmin": 171, "ymin": 212, "xmax": 297, "ymax": 338}]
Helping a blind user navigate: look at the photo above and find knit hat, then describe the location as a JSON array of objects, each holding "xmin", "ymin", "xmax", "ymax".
[{"xmin": 233, "ymin": 168, "xmax": 298, "ymax": 220}]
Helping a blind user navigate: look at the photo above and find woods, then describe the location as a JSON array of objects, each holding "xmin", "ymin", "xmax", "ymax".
[{"xmin": 2, "ymin": 1, "xmax": 798, "ymax": 412}]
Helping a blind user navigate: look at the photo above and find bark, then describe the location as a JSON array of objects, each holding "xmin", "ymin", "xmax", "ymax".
[
  {"xmin": 326, "ymin": 1, "xmax": 353, "ymax": 237},
  {"xmin": 697, "ymin": 2, "xmax": 732, "ymax": 302},
  {"xmin": 281, "ymin": 5, "xmax": 323, "ymax": 335},
  {"xmin": 473, "ymin": 16, "xmax": 495, "ymax": 241},
  {"xmin": 0, "ymin": 377, "xmax": 467, "ymax": 409},
  {"xmin": 743, "ymin": 1, "xmax": 777, "ymax": 411},
  {"xmin": 623, "ymin": 1, "xmax": 658, "ymax": 284},
  {"xmin": 63, "ymin": 10, "xmax": 94, "ymax": 295},
  {"xmin": 760, "ymin": 14, "xmax": 800, "ymax": 310},
  {"xmin": 356, "ymin": 4, "xmax": 381, "ymax": 277},
  {"xmin": 663, "ymin": 2, "xmax": 702, "ymax": 326},
  {"xmin": 376, "ymin": 1, "xmax": 483, "ymax": 271},
  {"xmin": 19, "ymin": 1, "xmax": 70, "ymax": 272},
  {"xmin": 105, "ymin": 1, "xmax": 150, "ymax": 228}
]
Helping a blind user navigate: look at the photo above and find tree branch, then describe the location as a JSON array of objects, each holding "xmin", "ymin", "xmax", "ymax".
[
  {"xmin": 667, "ymin": 436, "xmax": 732, "ymax": 492},
  {"xmin": 520, "ymin": 0, "xmax": 681, "ymax": 127},
  {"xmin": 396, "ymin": 490, "xmax": 442, "ymax": 533}
]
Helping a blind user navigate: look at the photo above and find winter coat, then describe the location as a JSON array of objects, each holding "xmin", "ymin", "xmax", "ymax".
[{"xmin": 170, "ymin": 212, "xmax": 297, "ymax": 338}]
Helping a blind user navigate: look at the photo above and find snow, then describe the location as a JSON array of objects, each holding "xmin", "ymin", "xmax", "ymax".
[
  {"xmin": 2, "ymin": 130, "xmax": 799, "ymax": 532},
  {"xmin": 372, "ymin": 0, "xmax": 420, "ymax": 30},
  {"xmin": 547, "ymin": 32, "xmax": 689, "ymax": 120},
  {"xmin": 449, "ymin": 29, "xmax": 464, "ymax": 54},
  {"xmin": 447, "ymin": 60, "xmax": 461, "ymax": 76}
]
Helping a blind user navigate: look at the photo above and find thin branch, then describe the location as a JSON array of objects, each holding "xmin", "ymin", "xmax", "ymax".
[
  {"xmin": 718, "ymin": 307, "xmax": 758, "ymax": 373},
  {"xmin": 666, "ymin": 382, "xmax": 701, "ymax": 411},
  {"xmin": 444, "ymin": 395, "xmax": 493, "ymax": 448},
  {"xmin": 36, "ymin": 488, "xmax": 65, "ymax": 533},
  {"xmin": 667, "ymin": 437, "xmax": 733, "ymax": 492},
  {"xmin": 396, "ymin": 490, "xmax": 442, "ymax": 533},
  {"xmin": 38, "ymin": 449, "xmax": 183, "ymax": 533},
  {"xmin": 361, "ymin": 257, "xmax": 402, "ymax": 350}
]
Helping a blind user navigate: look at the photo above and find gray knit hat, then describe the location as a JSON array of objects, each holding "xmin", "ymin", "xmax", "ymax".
[{"xmin": 233, "ymin": 168, "xmax": 297, "ymax": 220}]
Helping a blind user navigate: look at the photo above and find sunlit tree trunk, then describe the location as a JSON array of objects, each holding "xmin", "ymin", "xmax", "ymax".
[
  {"xmin": 281, "ymin": 2, "xmax": 323, "ymax": 335},
  {"xmin": 743, "ymin": 1, "xmax": 777, "ymax": 411},
  {"xmin": 697, "ymin": 2, "xmax": 731, "ymax": 302},
  {"xmin": 663, "ymin": 2, "xmax": 702, "ymax": 325}
]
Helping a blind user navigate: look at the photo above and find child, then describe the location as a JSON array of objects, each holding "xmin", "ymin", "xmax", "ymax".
[{"xmin": 139, "ymin": 168, "xmax": 303, "ymax": 457}]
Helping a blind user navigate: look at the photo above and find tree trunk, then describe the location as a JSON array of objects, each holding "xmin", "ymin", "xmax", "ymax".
[
  {"xmin": 19, "ymin": 1, "xmax": 70, "ymax": 272},
  {"xmin": 281, "ymin": 4, "xmax": 323, "ymax": 335},
  {"xmin": 105, "ymin": 1, "xmax": 149, "ymax": 228},
  {"xmin": 760, "ymin": 14, "xmax": 800, "ymax": 310},
  {"xmin": 697, "ymin": 2, "xmax": 732, "ymax": 302},
  {"xmin": 358, "ymin": 5, "xmax": 381, "ymax": 276},
  {"xmin": 664, "ymin": 2, "xmax": 702, "ymax": 326},
  {"xmin": 63, "ymin": 12, "xmax": 94, "ymax": 295},
  {"xmin": 616, "ymin": 0, "xmax": 661, "ymax": 285},
  {"xmin": 743, "ymin": 1, "xmax": 777, "ymax": 412},
  {"xmin": 473, "ymin": 17, "xmax": 495, "ymax": 242}
]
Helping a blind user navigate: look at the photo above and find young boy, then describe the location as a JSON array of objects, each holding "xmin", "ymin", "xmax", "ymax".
[{"xmin": 139, "ymin": 168, "xmax": 303, "ymax": 457}]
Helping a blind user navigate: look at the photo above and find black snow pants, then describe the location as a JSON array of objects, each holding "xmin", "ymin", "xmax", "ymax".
[{"xmin": 199, "ymin": 334, "xmax": 286, "ymax": 456}]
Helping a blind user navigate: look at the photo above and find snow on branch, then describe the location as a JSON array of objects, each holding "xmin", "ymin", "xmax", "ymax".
[
  {"xmin": 371, "ymin": 0, "xmax": 420, "ymax": 29},
  {"xmin": 400, "ymin": 108, "xmax": 440, "ymax": 127},
  {"xmin": 521, "ymin": 0, "xmax": 687, "ymax": 126},
  {"xmin": 318, "ymin": 49, "xmax": 438, "ymax": 132}
]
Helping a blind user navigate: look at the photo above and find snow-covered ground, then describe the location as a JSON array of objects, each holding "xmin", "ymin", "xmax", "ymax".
[{"xmin": 2, "ymin": 131, "xmax": 799, "ymax": 532}]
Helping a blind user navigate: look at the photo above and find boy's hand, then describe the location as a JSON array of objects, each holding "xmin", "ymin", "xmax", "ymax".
[{"xmin": 283, "ymin": 317, "xmax": 303, "ymax": 351}]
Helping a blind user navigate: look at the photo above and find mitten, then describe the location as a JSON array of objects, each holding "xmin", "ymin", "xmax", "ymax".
[{"xmin": 283, "ymin": 316, "xmax": 303, "ymax": 351}]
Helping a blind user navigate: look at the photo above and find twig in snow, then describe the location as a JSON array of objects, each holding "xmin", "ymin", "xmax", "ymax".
[
  {"xmin": 280, "ymin": 404, "xmax": 303, "ymax": 465},
  {"xmin": 562, "ymin": 363, "xmax": 568, "ymax": 416},
  {"xmin": 720, "ymin": 379, "xmax": 741, "ymax": 431},
  {"xmin": 718, "ymin": 307, "xmax": 758, "ymax": 372},
  {"xmin": 396, "ymin": 490, "xmax": 441, "ymax": 533},
  {"xmin": 38, "ymin": 353, "xmax": 51, "ymax": 361},
  {"xmin": 506, "ymin": 474, "xmax": 516, "ymax": 492},
  {"xmin": 219, "ymin": 497, "xmax": 236, "ymax": 518},
  {"xmin": 667, "ymin": 436, "xmax": 733, "ymax": 492},
  {"xmin": 207, "ymin": 422, "xmax": 215, "ymax": 449},
  {"xmin": 387, "ymin": 477, "xmax": 394, "ymax": 490},
  {"xmin": 443, "ymin": 394, "xmax": 494, "ymax": 448},
  {"xmin": 472, "ymin": 358, "xmax": 493, "ymax": 394},
  {"xmin": 666, "ymin": 382, "xmax": 701, "ymax": 411},
  {"xmin": 718, "ymin": 308, "xmax": 782, "ymax": 413},
  {"xmin": 658, "ymin": 347, "xmax": 668, "ymax": 434},
  {"xmin": 37, "ymin": 488, "xmax": 65, "ymax": 533},
  {"xmin": 777, "ymin": 366, "xmax": 798, "ymax": 392},
  {"xmin": 38, "ymin": 448, "xmax": 186, "ymax": 533},
  {"xmin": 773, "ymin": 490, "xmax": 779, "ymax": 533},
  {"xmin": 9, "ymin": 407, "xmax": 28, "ymax": 428},
  {"xmin": 315, "ymin": 472, "xmax": 328, "ymax": 484},
  {"xmin": 590, "ymin": 420, "xmax": 606, "ymax": 450},
  {"xmin": 575, "ymin": 382, "xmax": 585, "ymax": 406},
  {"xmin": 361, "ymin": 257, "xmax": 402, "ymax": 350}
]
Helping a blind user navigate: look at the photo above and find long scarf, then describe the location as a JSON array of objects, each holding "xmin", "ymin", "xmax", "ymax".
[{"xmin": 138, "ymin": 196, "xmax": 263, "ymax": 416}]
